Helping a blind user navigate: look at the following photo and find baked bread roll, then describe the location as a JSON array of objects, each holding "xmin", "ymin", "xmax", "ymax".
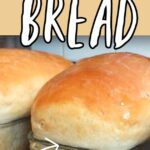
[
  {"xmin": 0, "ymin": 49, "xmax": 72, "ymax": 124},
  {"xmin": 31, "ymin": 52, "xmax": 150, "ymax": 150}
]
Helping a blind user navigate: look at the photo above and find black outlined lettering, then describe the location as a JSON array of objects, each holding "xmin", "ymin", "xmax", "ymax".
[
  {"xmin": 114, "ymin": 0, "xmax": 138, "ymax": 49},
  {"xmin": 89, "ymin": 0, "xmax": 112, "ymax": 49},
  {"xmin": 67, "ymin": 0, "xmax": 86, "ymax": 49},
  {"xmin": 20, "ymin": 0, "xmax": 41, "ymax": 47},
  {"xmin": 20, "ymin": 0, "xmax": 138, "ymax": 49},
  {"xmin": 43, "ymin": 0, "xmax": 65, "ymax": 43}
]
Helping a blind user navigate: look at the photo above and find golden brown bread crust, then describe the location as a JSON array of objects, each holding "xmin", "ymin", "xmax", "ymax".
[
  {"xmin": 31, "ymin": 52, "xmax": 150, "ymax": 150},
  {"xmin": 0, "ymin": 49, "xmax": 72, "ymax": 124}
]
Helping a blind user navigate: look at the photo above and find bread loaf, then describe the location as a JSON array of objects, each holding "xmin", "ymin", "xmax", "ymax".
[
  {"xmin": 31, "ymin": 52, "xmax": 150, "ymax": 150},
  {"xmin": 0, "ymin": 49, "xmax": 72, "ymax": 124}
]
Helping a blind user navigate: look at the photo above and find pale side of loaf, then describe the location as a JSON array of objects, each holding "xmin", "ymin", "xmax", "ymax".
[
  {"xmin": 32, "ymin": 53, "xmax": 150, "ymax": 150},
  {"xmin": 0, "ymin": 49, "xmax": 72, "ymax": 124}
]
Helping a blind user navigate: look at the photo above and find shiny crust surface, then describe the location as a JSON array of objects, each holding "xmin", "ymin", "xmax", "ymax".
[
  {"xmin": 32, "ymin": 53, "xmax": 150, "ymax": 150},
  {"xmin": 0, "ymin": 49, "xmax": 72, "ymax": 124}
]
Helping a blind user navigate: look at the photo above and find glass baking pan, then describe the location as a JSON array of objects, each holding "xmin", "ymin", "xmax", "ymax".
[
  {"xmin": 29, "ymin": 132, "xmax": 88, "ymax": 150},
  {"xmin": 0, "ymin": 117, "xmax": 31, "ymax": 150},
  {"xmin": 29, "ymin": 132, "xmax": 150, "ymax": 150}
]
